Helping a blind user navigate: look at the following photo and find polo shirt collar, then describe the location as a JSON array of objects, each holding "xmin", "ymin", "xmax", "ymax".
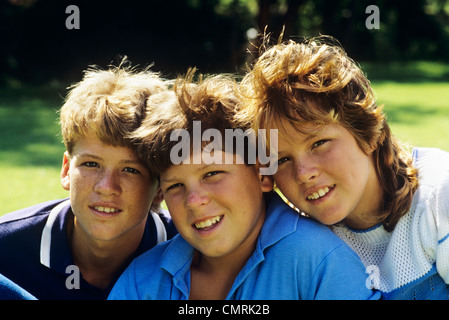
[
  {"xmin": 39, "ymin": 199, "xmax": 74, "ymax": 273},
  {"xmin": 40, "ymin": 200, "xmax": 168, "ymax": 276},
  {"xmin": 160, "ymin": 235, "xmax": 194, "ymax": 297},
  {"xmin": 259, "ymin": 191, "xmax": 299, "ymax": 250},
  {"xmin": 159, "ymin": 191, "xmax": 299, "ymax": 297}
]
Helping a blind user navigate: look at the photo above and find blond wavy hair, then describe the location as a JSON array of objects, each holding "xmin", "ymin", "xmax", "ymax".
[
  {"xmin": 239, "ymin": 36, "xmax": 418, "ymax": 231},
  {"xmin": 60, "ymin": 62, "xmax": 168, "ymax": 155}
]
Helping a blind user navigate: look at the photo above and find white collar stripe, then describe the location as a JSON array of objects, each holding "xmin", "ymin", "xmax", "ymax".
[
  {"xmin": 150, "ymin": 211, "xmax": 167, "ymax": 244},
  {"xmin": 39, "ymin": 200, "xmax": 71, "ymax": 268},
  {"xmin": 40, "ymin": 202, "xmax": 167, "ymax": 268}
]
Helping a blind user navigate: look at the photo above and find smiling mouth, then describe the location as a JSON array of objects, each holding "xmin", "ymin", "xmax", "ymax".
[
  {"xmin": 193, "ymin": 215, "xmax": 223, "ymax": 231},
  {"xmin": 91, "ymin": 206, "xmax": 122, "ymax": 215},
  {"xmin": 307, "ymin": 185, "xmax": 335, "ymax": 201}
]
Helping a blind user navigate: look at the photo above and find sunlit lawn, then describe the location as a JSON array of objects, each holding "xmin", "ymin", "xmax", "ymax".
[
  {"xmin": 373, "ymin": 82, "xmax": 449, "ymax": 151},
  {"xmin": 0, "ymin": 87, "xmax": 69, "ymax": 215},
  {"xmin": 362, "ymin": 61, "xmax": 449, "ymax": 151},
  {"xmin": 0, "ymin": 61, "xmax": 448, "ymax": 215}
]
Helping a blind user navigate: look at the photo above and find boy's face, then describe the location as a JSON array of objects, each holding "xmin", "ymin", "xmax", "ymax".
[
  {"xmin": 273, "ymin": 119, "xmax": 382, "ymax": 229},
  {"xmin": 61, "ymin": 134, "xmax": 162, "ymax": 241},
  {"xmin": 160, "ymin": 150, "xmax": 273, "ymax": 258}
]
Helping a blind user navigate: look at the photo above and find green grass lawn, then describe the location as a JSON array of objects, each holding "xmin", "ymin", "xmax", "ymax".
[
  {"xmin": 373, "ymin": 82, "xmax": 449, "ymax": 151},
  {"xmin": 0, "ymin": 61, "xmax": 448, "ymax": 216},
  {"xmin": 362, "ymin": 61, "xmax": 449, "ymax": 151},
  {"xmin": 0, "ymin": 86, "xmax": 69, "ymax": 215}
]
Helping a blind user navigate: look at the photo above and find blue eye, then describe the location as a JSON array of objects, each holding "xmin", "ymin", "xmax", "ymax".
[
  {"xmin": 312, "ymin": 140, "xmax": 328, "ymax": 148},
  {"xmin": 278, "ymin": 157, "xmax": 290, "ymax": 165},
  {"xmin": 205, "ymin": 171, "xmax": 222, "ymax": 178},
  {"xmin": 123, "ymin": 167, "xmax": 141, "ymax": 174},
  {"xmin": 82, "ymin": 162, "xmax": 99, "ymax": 168},
  {"xmin": 165, "ymin": 183, "xmax": 183, "ymax": 192}
]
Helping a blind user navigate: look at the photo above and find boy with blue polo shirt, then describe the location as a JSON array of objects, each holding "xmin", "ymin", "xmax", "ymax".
[
  {"xmin": 0, "ymin": 63, "xmax": 177, "ymax": 299},
  {"xmin": 108, "ymin": 73, "xmax": 380, "ymax": 300}
]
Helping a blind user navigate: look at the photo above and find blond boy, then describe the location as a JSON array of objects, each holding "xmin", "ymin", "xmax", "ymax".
[{"xmin": 0, "ymin": 63, "xmax": 176, "ymax": 299}]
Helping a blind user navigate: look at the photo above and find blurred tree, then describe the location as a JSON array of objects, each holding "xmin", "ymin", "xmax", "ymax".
[{"xmin": 1, "ymin": 0, "xmax": 448, "ymax": 86}]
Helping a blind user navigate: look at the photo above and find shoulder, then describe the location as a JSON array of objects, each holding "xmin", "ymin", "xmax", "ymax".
[
  {"xmin": 411, "ymin": 148, "xmax": 449, "ymax": 219},
  {"xmin": 263, "ymin": 202, "xmax": 377, "ymax": 299},
  {"xmin": 133, "ymin": 238, "xmax": 173, "ymax": 270},
  {"xmin": 288, "ymin": 215, "xmax": 351, "ymax": 256},
  {"xmin": 264, "ymin": 192, "xmax": 352, "ymax": 256},
  {"xmin": 109, "ymin": 238, "xmax": 178, "ymax": 300},
  {"xmin": 0, "ymin": 199, "xmax": 68, "ymax": 236},
  {"xmin": 411, "ymin": 148, "xmax": 449, "ymax": 222},
  {"xmin": 413, "ymin": 147, "xmax": 449, "ymax": 188},
  {"xmin": 294, "ymin": 218, "xmax": 364, "ymax": 276},
  {"xmin": 0, "ymin": 273, "xmax": 36, "ymax": 300},
  {"xmin": 264, "ymin": 193, "xmax": 359, "ymax": 264}
]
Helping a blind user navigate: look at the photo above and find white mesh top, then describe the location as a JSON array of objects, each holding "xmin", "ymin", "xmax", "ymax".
[{"xmin": 332, "ymin": 147, "xmax": 449, "ymax": 299}]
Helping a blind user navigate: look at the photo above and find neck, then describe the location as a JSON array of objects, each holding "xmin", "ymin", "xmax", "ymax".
[
  {"xmin": 189, "ymin": 250, "xmax": 248, "ymax": 300},
  {"xmin": 189, "ymin": 210, "xmax": 265, "ymax": 300},
  {"xmin": 343, "ymin": 209, "xmax": 383, "ymax": 230},
  {"xmin": 67, "ymin": 215, "xmax": 146, "ymax": 290},
  {"xmin": 343, "ymin": 157, "xmax": 384, "ymax": 230}
]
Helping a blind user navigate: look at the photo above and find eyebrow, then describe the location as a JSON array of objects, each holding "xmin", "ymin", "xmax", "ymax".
[
  {"xmin": 277, "ymin": 132, "xmax": 318, "ymax": 155},
  {"xmin": 160, "ymin": 163, "xmax": 216, "ymax": 184},
  {"xmin": 78, "ymin": 153, "xmax": 143, "ymax": 166},
  {"xmin": 78, "ymin": 153, "xmax": 102, "ymax": 160},
  {"xmin": 303, "ymin": 133, "xmax": 319, "ymax": 143}
]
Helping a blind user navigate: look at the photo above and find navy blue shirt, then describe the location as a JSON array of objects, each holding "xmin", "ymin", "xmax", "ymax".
[{"xmin": 0, "ymin": 199, "xmax": 177, "ymax": 300}]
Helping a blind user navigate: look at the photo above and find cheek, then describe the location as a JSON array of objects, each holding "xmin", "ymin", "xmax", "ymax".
[
  {"xmin": 69, "ymin": 172, "xmax": 89, "ymax": 196},
  {"xmin": 273, "ymin": 170, "xmax": 295, "ymax": 191},
  {"xmin": 131, "ymin": 182, "xmax": 154, "ymax": 207},
  {"xmin": 164, "ymin": 197, "xmax": 186, "ymax": 225}
]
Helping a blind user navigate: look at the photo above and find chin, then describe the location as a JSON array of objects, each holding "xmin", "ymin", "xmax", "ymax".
[
  {"xmin": 88, "ymin": 228, "xmax": 123, "ymax": 242},
  {"xmin": 312, "ymin": 213, "xmax": 346, "ymax": 226}
]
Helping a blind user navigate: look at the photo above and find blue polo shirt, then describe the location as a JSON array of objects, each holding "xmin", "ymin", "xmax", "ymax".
[
  {"xmin": 0, "ymin": 199, "xmax": 177, "ymax": 300},
  {"xmin": 109, "ymin": 192, "xmax": 380, "ymax": 300}
]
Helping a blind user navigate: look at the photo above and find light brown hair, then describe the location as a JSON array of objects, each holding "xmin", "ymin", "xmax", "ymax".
[
  {"xmin": 239, "ymin": 36, "xmax": 418, "ymax": 231},
  {"xmin": 131, "ymin": 70, "xmax": 248, "ymax": 178}
]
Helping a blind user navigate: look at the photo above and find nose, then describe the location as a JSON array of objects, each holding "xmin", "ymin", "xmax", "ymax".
[
  {"xmin": 295, "ymin": 157, "xmax": 319, "ymax": 184},
  {"xmin": 185, "ymin": 187, "xmax": 209, "ymax": 209},
  {"xmin": 94, "ymin": 170, "xmax": 121, "ymax": 196}
]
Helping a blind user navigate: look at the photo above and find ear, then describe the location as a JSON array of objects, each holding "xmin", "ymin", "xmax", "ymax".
[
  {"xmin": 61, "ymin": 152, "xmax": 71, "ymax": 191},
  {"xmin": 260, "ymin": 174, "xmax": 274, "ymax": 192},
  {"xmin": 151, "ymin": 186, "xmax": 164, "ymax": 205}
]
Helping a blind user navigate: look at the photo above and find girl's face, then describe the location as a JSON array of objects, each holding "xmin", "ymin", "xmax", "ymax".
[{"xmin": 273, "ymin": 119, "xmax": 383, "ymax": 229}]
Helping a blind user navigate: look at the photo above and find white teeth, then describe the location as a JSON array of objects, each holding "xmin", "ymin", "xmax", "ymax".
[
  {"xmin": 307, "ymin": 187, "xmax": 331, "ymax": 200},
  {"xmin": 194, "ymin": 216, "xmax": 222, "ymax": 229},
  {"xmin": 95, "ymin": 206, "xmax": 119, "ymax": 213}
]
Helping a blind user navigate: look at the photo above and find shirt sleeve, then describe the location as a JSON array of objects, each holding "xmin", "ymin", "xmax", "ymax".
[
  {"xmin": 0, "ymin": 273, "xmax": 36, "ymax": 300},
  {"xmin": 308, "ymin": 244, "xmax": 381, "ymax": 300},
  {"xmin": 433, "ymin": 172, "xmax": 449, "ymax": 284},
  {"xmin": 415, "ymin": 148, "xmax": 449, "ymax": 284}
]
